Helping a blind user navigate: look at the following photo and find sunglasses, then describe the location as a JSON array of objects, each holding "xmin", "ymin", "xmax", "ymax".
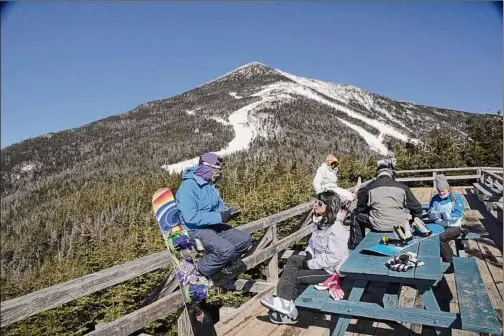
[{"xmin": 315, "ymin": 200, "xmax": 326, "ymax": 207}]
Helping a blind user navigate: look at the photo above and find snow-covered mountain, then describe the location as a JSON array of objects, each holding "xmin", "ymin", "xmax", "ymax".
[
  {"xmin": 159, "ymin": 61, "xmax": 470, "ymax": 172},
  {"xmin": 1, "ymin": 61, "xmax": 475, "ymax": 193}
]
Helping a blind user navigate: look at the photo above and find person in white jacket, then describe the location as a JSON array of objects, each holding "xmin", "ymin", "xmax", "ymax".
[
  {"xmin": 260, "ymin": 190, "xmax": 349, "ymax": 325},
  {"xmin": 313, "ymin": 154, "xmax": 354, "ymax": 204}
]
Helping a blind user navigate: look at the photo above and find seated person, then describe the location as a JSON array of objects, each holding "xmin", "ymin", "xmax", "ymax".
[
  {"xmin": 349, "ymin": 159, "xmax": 423, "ymax": 249},
  {"xmin": 313, "ymin": 154, "xmax": 355, "ymax": 205},
  {"xmin": 428, "ymin": 174, "xmax": 465, "ymax": 262},
  {"xmin": 260, "ymin": 191, "xmax": 349, "ymax": 325},
  {"xmin": 175, "ymin": 153, "xmax": 252, "ymax": 283}
]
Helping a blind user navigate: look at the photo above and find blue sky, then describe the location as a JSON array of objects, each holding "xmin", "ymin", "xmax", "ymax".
[{"xmin": 1, "ymin": 2, "xmax": 502, "ymax": 148}]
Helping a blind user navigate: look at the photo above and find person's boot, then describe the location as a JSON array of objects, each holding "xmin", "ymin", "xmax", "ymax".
[
  {"xmin": 211, "ymin": 260, "xmax": 247, "ymax": 288},
  {"xmin": 268, "ymin": 309, "xmax": 299, "ymax": 325},
  {"xmin": 260, "ymin": 296, "xmax": 298, "ymax": 318}
]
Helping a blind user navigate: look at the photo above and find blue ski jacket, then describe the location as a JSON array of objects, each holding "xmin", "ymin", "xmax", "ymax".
[
  {"xmin": 175, "ymin": 166, "xmax": 230, "ymax": 230},
  {"xmin": 428, "ymin": 192, "xmax": 465, "ymax": 227}
]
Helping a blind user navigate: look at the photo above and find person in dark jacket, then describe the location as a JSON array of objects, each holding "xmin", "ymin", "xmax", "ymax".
[
  {"xmin": 175, "ymin": 152, "xmax": 252, "ymax": 282},
  {"xmin": 348, "ymin": 159, "xmax": 423, "ymax": 249}
]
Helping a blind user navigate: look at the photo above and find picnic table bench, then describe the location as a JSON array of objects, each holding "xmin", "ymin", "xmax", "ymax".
[{"xmin": 294, "ymin": 231, "xmax": 502, "ymax": 336}]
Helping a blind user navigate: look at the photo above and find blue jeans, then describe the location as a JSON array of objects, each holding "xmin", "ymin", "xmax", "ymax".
[{"xmin": 189, "ymin": 224, "xmax": 252, "ymax": 277}]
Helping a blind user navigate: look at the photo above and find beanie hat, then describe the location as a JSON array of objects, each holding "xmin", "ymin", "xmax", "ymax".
[{"xmin": 436, "ymin": 174, "xmax": 449, "ymax": 191}]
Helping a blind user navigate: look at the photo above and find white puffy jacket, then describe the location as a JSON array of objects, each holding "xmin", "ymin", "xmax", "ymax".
[{"xmin": 313, "ymin": 163, "xmax": 354, "ymax": 202}]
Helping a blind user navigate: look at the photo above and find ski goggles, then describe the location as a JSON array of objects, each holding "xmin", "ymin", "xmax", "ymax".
[{"xmin": 201, "ymin": 158, "xmax": 224, "ymax": 170}]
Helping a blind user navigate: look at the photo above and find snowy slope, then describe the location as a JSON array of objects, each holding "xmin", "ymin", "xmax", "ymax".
[{"xmin": 163, "ymin": 63, "xmax": 422, "ymax": 172}]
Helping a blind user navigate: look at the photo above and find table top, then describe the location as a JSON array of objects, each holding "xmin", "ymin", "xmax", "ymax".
[{"xmin": 340, "ymin": 231, "xmax": 442, "ymax": 283}]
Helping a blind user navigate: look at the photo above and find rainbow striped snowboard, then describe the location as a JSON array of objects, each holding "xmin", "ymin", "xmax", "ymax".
[{"xmin": 152, "ymin": 188, "xmax": 216, "ymax": 335}]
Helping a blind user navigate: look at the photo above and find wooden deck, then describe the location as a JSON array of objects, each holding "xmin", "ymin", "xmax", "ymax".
[{"xmin": 216, "ymin": 187, "xmax": 503, "ymax": 336}]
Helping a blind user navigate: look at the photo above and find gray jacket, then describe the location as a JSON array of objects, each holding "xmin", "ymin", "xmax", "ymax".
[
  {"xmin": 357, "ymin": 174, "xmax": 423, "ymax": 232},
  {"xmin": 305, "ymin": 220, "xmax": 349, "ymax": 275}
]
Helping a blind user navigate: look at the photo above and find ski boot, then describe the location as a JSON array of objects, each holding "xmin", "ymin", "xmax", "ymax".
[{"xmin": 211, "ymin": 260, "xmax": 247, "ymax": 288}]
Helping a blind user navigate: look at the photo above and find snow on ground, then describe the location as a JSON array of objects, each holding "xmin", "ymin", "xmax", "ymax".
[
  {"xmin": 185, "ymin": 108, "xmax": 202, "ymax": 116},
  {"xmin": 229, "ymin": 92, "xmax": 243, "ymax": 99},
  {"xmin": 163, "ymin": 64, "xmax": 421, "ymax": 173},
  {"xmin": 161, "ymin": 82, "xmax": 291, "ymax": 174},
  {"xmin": 210, "ymin": 116, "xmax": 231, "ymax": 126},
  {"xmin": 20, "ymin": 163, "xmax": 36, "ymax": 173},
  {"xmin": 257, "ymin": 81, "xmax": 413, "ymax": 143},
  {"xmin": 337, "ymin": 118, "xmax": 388, "ymax": 155},
  {"xmin": 275, "ymin": 69, "xmax": 412, "ymax": 131}
]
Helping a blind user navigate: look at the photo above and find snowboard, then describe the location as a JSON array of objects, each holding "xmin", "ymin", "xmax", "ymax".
[
  {"xmin": 152, "ymin": 188, "xmax": 217, "ymax": 336},
  {"xmin": 361, "ymin": 223, "xmax": 445, "ymax": 256}
]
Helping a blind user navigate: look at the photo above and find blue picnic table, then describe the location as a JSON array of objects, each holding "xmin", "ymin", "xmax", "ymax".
[{"xmin": 294, "ymin": 230, "xmax": 502, "ymax": 336}]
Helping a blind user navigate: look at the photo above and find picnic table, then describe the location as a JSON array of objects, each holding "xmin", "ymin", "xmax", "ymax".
[{"xmin": 295, "ymin": 230, "xmax": 502, "ymax": 336}]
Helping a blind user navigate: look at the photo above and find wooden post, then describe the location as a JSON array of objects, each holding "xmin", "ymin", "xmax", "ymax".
[
  {"xmin": 264, "ymin": 224, "xmax": 279, "ymax": 283},
  {"xmin": 432, "ymin": 171, "xmax": 437, "ymax": 190},
  {"xmin": 177, "ymin": 307, "xmax": 194, "ymax": 336}
]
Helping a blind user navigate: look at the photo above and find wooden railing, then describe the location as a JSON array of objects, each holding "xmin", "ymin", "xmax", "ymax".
[
  {"xmin": 0, "ymin": 198, "xmax": 320, "ymax": 335},
  {"xmin": 1, "ymin": 166, "xmax": 502, "ymax": 336},
  {"xmin": 395, "ymin": 167, "xmax": 503, "ymax": 189}
]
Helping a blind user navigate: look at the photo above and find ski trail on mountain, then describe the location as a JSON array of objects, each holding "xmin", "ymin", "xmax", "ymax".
[
  {"xmin": 162, "ymin": 91, "xmax": 287, "ymax": 174},
  {"xmin": 337, "ymin": 118, "xmax": 388, "ymax": 154},
  {"xmin": 163, "ymin": 70, "xmax": 417, "ymax": 173}
]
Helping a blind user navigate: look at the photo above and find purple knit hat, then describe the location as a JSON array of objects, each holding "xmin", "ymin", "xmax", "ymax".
[{"xmin": 194, "ymin": 153, "xmax": 224, "ymax": 182}]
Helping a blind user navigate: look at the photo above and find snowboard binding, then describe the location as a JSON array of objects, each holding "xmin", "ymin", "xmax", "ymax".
[{"xmin": 412, "ymin": 217, "xmax": 432, "ymax": 237}]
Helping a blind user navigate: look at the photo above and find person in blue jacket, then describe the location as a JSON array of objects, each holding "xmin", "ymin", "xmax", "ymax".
[
  {"xmin": 176, "ymin": 152, "xmax": 252, "ymax": 281},
  {"xmin": 427, "ymin": 174, "xmax": 465, "ymax": 262}
]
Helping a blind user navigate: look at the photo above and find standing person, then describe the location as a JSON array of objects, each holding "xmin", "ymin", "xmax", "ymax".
[
  {"xmin": 427, "ymin": 174, "xmax": 465, "ymax": 262},
  {"xmin": 348, "ymin": 159, "xmax": 423, "ymax": 249},
  {"xmin": 260, "ymin": 191, "xmax": 349, "ymax": 325},
  {"xmin": 313, "ymin": 154, "xmax": 355, "ymax": 205},
  {"xmin": 175, "ymin": 153, "xmax": 252, "ymax": 283}
]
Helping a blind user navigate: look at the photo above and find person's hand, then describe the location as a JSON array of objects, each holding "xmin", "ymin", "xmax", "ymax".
[
  {"xmin": 221, "ymin": 209, "xmax": 240, "ymax": 223},
  {"xmin": 221, "ymin": 210, "xmax": 233, "ymax": 223},
  {"xmin": 304, "ymin": 251, "xmax": 313, "ymax": 262},
  {"xmin": 302, "ymin": 251, "xmax": 313, "ymax": 269},
  {"xmin": 441, "ymin": 212, "xmax": 451, "ymax": 221},
  {"xmin": 228, "ymin": 208, "xmax": 241, "ymax": 217},
  {"xmin": 428, "ymin": 211, "xmax": 441, "ymax": 221}
]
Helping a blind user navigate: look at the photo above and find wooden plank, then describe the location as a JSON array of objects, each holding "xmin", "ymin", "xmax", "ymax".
[
  {"xmin": 395, "ymin": 285, "xmax": 417, "ymax": 334},
  {"xmin": 238, "ymin": 201, "xmax": 313, "ymax": 234},
  {"xmin": 178, "ymin": 307, "xmax": 194, "ymax": 336},
  {"xmin": 463, "ymin": 212, "xmax": 504, "ymax": 300},
  {"xmin": 0, "ymin": 250, "xmax": 171, "ymax": 327},
  {"xmin": 482, "ymin": 170, "xmax": 504, "ymax": 183},
  {"xmin": 242, "ymin": 226, "xmax": 314, "ymax": 270},
  {"xmin": 216, "ymin": 286, "xmax": 275, "ymax": 335},
  {"xmin": 449, "ymin": 303, "xmax": 480, "ymax": 336},
  {"xmin": 452, "ymin": 257, "xmax": 502, "ymax": 335},
  {"xmin": 396, "ymin": 175, "xmax": 480, "ymax": 183},
  {"xmin": 397, "ymin": 168, "xmax": 480, "ymax": 174},
  {"xmin": 88, "ymin": 279, "xmax": 271, "ymax": 336},
  {"xmin": 328, "ymin": 279, "xmax": 368, "ymax": 336},
  {"xmin": 265, "ymin": 225, "xmax": 279, "ymax": 283},
  {"xmin": 340, "ymin": 233, "xmax": 391, "ymax": 277},
  {"xmin": 320, "ymin": 300, "xmax": 460, "ymax": 330},
  {"xmin": 414, "ymin": 236, "xmax": 442, "ymax": 281}
]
